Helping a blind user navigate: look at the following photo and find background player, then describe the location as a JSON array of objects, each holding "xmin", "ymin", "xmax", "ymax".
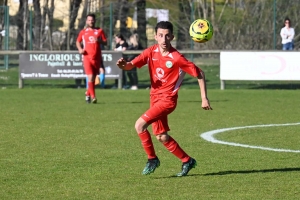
[
  {"xmin": 116, "ymin": 21, "xmax": 212, "ymax": 176},
  {"xmin": 76, "ymin": 13, "xmax": 107, "ymax": 103}
]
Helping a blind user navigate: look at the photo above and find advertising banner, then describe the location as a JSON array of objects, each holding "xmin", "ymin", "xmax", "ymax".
[
  {"xmin": 220, "ymin": 51, "xmax": 300, "ymax": 80},
  {"xmin": 19, "ymin": 51, "xmax": 122, "ymax": 79}
]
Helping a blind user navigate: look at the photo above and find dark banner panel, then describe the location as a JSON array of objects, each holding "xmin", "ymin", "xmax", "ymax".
[{"xmin": 19, "ymin": 51, "xmax": 122, "ymax": 79}]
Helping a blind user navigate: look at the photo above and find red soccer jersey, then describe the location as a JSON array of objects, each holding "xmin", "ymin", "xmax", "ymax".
[
  {"xmin": 132, "ymin": 44, "xmax": 201, "ymax": 96},
  {"xmin": 76, "ymin": 27, "xmax": 107, "ymax": 60}
]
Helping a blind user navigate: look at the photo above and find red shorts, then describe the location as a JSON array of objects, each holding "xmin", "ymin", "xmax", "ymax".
[
  {"xmin": 141, "ymin": 94, "xmax": 177, "ymax": 135},
  {"xmin": 83, "ymin": 57, "xmax": 100, "ymax": 75}
]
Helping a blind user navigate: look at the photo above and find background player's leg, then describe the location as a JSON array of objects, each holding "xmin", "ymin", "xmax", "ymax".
[
  {"xmin": 87, "ymin": 74, "xmax": 96, "ymax": 103},
  {"xmin": 86, "ymin": 77, "xmax": 88, "ymax": 89},
  {"xmin": 85, "ymin": 74, "xmax": 92, "ymax": 103},
  {"xmin": 99, "ymin": 68, "xmax": 105, "ymax": 88},
  {"xmin": 83, "ymin": 59, "xmax": 93, "ymax": 103}
]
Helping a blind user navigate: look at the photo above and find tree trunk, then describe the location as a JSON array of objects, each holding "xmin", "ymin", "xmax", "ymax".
[
  {"xmin": 99, "ymin": 0, "xmax": 105, "ymax": 28},
  {"xmin": 16, "ymin": 1, "xmax": 23, "ymax": 49},
  {"xmin": 78, "ymin": 0, "xmax": 88, "ymax": 30},
  {"xmin": 33, "ymin": 0, "xmax": 41, "ymax": 50},
  {"xmin": 199, "ymin": 0, "xmax": 207, "ymax": 19},
  {"xmin": 210, "ymin": 0, "xmax": 216, "ymax": 31},
  {"xmin": 46, "ymin": 0, "xmax": 54, "ymax": 50},
  {"xmin": 23, "ymin": 1, "xmax": 28, "ymax": 50},
  {"xmin": 176, "ymin": 0, "xmax": 191, "ymax": 50},
  {"xmin": 0, "ymin": 0, "xmax": 8, "ymax": 49},
  {"xmin": 40, "ymin": 0, "xmax": 47, "ymax": 49},
  {"xmin": 65, "ymin": 0, "xmax": 82, "ymax": 50},
  {"xmin": 119, "ymin": 0, "xmax": 130, "ymax": 39},
  {"xmin": 136, "ymin": 0, "xmax": 146, "ymax": 48}
]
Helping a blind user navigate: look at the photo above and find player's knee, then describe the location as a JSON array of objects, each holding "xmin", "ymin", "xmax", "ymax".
[
  {"xmin": 156, "ymin": 133, "xmax": 169, "ymax": 143},
  {"xmin": 135, "ymin": 118, "xmax": 148, "ymax": 133}
]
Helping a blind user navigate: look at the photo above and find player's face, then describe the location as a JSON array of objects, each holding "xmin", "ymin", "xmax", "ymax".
[
  {"xmin": 86, "ymin": 16, "xmax": 95, "ymax": 28},
  {"xmin": 155, "ymin": 28, "xmax": 174, "ymax": 50}
]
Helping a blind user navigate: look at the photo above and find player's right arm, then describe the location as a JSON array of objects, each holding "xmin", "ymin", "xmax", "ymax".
[
  {"xmin": 76, "ymin": 30, "xmax": 86, "ymax": 54},
  {"xmin": 116, "ymin": 58, "xmax": 135, "ymax": 70},
  {"xmin": 116, "ymin": 47, "xmax": 150, "ymax": 70}
]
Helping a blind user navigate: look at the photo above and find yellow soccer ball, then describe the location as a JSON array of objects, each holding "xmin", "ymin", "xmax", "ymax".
[{"xmin": 189, "ymin": 19, "xmax": 213, "ymax": 43}]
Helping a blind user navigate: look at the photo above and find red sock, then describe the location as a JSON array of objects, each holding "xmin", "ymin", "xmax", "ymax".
[
  {"xmin": 163, "ymin": 136, "xmax": 190, "ymax": 163},
  {"xmin": 138, "ymin": 130, "xmax": 156, "ymax": 159},
  {"xmin": 88, "ymin": 82, "xmax": 95, "ymax": 98}
]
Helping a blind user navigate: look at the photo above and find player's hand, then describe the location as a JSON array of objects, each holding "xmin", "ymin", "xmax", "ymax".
[
  {"xmin": 78, "ymin": 49, "xmax": 86, "ymax": 54},
  {"xmin": 116, "ymin": 58, "xmax": 127, "ymax": 69},
  {"xmin": 202, "ymin": 98, "xmax": 212, "ymax": 110}
]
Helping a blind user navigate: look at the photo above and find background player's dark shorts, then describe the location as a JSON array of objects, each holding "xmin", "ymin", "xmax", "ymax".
[{"xmin": 100, "ymin": 59, "xmax": 105, "ymax": 69}]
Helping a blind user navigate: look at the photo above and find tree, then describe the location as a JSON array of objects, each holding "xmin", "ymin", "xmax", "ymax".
[
  {"xmin": 78, "ymin": 0, "xmax": 88, "ymax": 30},
  {"xmin": 176, "ymin": 0, "xmax": 191, "ymax": 50},
  {"xmin": 64, "ymin": 0, "xmax": 82, "ymax": 50},
  {"xmin": 118, "ymin": 0, "xmax": 130, "ymax": 39},
  {"xmin": 136, "ymin": 0, "xmax": 147, "ymax": 48},
  {"xmin": 16, "ymin": 0, "xmax": 27, "ymax": 50},
  {"xmin": 33, "ymin": 0, "xmax": 41, "ymax": 50},
  {"xmin": 46, "ymin": 0, "xmax": 55, "ymax": 50},
  {"xmin": 0, "ymin": 0, "xmax": 8, "ymax": 49}
]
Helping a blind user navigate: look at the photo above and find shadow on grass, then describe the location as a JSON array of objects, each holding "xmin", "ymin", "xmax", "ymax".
[
  {"xmin": 203, "ymin": 167, "xmax": 300, "ymax": 176},
  {"xmin": 249, "ymin": 83, "xmax": 300, "ymax": 90},
  {"xmin": 153, "ymin": 167, "xmax": 300, "ymax": 179},
  {"xmin": 101, "ymin": 99, "xmax": 228, "ymax": 104}
]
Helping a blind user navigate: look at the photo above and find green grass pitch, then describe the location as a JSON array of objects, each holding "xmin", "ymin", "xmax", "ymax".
[{"xmin": 1, "ymin": 88, "xmax": 300, "ymax": 199}]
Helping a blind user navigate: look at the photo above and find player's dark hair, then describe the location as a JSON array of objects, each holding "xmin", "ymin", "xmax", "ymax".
[
  {"xmin": 86, "ymin": 13, "xmax": 96, "ymax": 20},
  {"xmin": 155, "ymin": 21, "xmax": 173, "ymax": 34}
]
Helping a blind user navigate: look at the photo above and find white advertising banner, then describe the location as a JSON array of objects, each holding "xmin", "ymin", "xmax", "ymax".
[{"xmin": 220, "ymin": 52, "xmax": 300, "ymax": 80}]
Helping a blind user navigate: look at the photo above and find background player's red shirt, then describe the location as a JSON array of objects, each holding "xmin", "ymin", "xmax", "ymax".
[
  {"xmin": 76, "ymin": 27, "xmax": 107, "ymax": 60},
  {"xmin": 132, "ymin": 44, "xmax": 201, "ymax": 96}
]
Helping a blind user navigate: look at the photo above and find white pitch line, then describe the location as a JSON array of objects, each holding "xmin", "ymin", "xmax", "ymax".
[{"xmin": 200, "ymin": 122, "xmax": 300, "ymax": 153}]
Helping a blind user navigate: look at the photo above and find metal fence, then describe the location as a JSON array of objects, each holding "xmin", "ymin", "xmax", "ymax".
[
  {"xmin": 0, "ymin": 6, "xmax": 10, "ymax": 69},
  {"xmin": 1, "ymin": 50, "xmax": 299, "ymax": 90},
  {"xmin": 3, "ymin": 0, "xmax": 300, "ymax": 53}
]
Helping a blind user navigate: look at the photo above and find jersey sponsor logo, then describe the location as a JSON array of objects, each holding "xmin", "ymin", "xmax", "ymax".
[
  {"xmin": 88, "ymin": 36, "xmax": 96, "ymax": 43},
  {"xmin": 156, "ymin": 68, "xmax": 164, "ymax": 79},
  {"xmin": 152, "ymin": 58, "xmax": 158, "ymax": 61},
  {"xmin": 94, "ymin": 31, "xmax": 98, "ymax": 35},
  {"xmin": 166, "ymin": 61, "xmax": 173, "ymax": 68}
]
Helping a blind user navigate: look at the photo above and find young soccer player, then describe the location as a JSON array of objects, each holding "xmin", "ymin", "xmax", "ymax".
[
  {"xmin": 76, "ymin": 13, "xmax": 107, "ymax": 103},
  {"xmin": 116, "ymin": 21, "xmax": 212, "ymax": 176}
]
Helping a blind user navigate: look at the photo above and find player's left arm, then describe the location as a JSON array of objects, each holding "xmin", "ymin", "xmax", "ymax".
[
  {"xmin": 178, "ymin": 55, "xmax": 212, "ymax": 110},
  {"xmin": 98, "ymin": 30, "xmax": 107, "ymax": 45},
  {"xmin": 197, "ymin": 70, "xmax": 212, "ymax": 110}
]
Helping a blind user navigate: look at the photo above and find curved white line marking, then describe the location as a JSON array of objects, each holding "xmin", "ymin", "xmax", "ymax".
[{"xmin": 200, "ymin": 122, "xmax": 300, "ymax": 153}]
